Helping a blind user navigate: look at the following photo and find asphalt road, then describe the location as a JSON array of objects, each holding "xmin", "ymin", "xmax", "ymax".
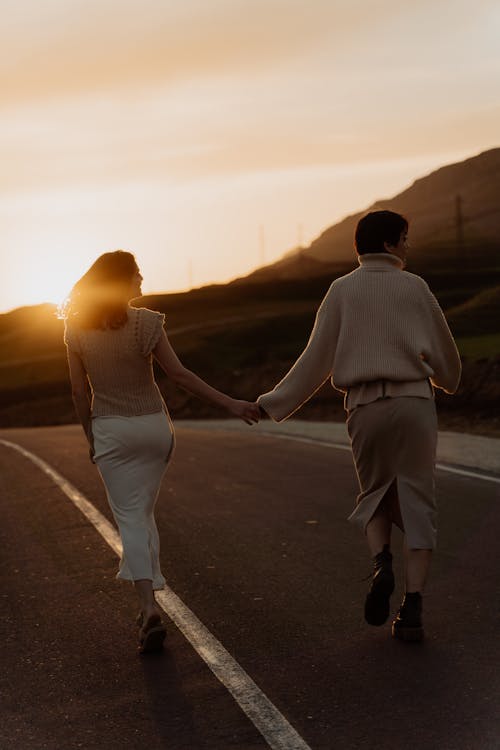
[{"xmin": 0, "ymin": 424, "xmax": 498, "ymax": 750}]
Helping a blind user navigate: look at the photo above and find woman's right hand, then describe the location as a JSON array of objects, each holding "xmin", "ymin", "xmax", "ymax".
[{"xmin": 227, "ymin": 398, "xmax": 261, "ymax": 425}]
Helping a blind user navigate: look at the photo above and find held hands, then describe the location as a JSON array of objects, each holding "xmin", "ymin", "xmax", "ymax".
[{"xmin": 227, "ymin": 398, "xmax": 262, "ymax": 425}]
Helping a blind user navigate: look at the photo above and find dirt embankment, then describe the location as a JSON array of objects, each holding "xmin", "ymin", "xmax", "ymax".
[
  {"xmin": 158, "ymin": 355, "xmax": 499, "ymax": 437},
  {"xmin": 1, "ymin": 355, "xmax": 497, "ymax": 437}
]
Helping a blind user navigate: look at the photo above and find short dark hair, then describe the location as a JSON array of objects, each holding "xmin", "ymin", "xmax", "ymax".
[{"xmin": 354, "ymin": 210, "xmax": 408, "ymax": 254}]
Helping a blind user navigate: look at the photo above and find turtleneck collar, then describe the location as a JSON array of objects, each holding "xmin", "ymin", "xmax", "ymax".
[{"xmin": 357, "ymin": 252, "xmax": 405, "ymax": 270}]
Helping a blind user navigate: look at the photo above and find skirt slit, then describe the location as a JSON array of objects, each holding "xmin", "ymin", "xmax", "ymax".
[{"xmin": 347, "ymin": 396, "xmax": 438, "ymax": 549}]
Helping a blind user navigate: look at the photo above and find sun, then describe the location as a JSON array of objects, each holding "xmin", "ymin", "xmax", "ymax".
[{"xmin": 4, "ymin": 246, "xmax": 97, "ymax": 314}]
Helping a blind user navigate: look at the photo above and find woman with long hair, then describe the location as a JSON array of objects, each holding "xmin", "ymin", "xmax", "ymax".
[
  {"xmin": 257, "ymin": 211, "xmax": 461, "ymax": 642},
  {"xmin": 63, "ymin": 250, "xmax": 260, "ymax": 653}
]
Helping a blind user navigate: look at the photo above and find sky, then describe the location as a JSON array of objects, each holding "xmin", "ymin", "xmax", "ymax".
[{"xmin": 1, "ymin": 0, "xmax": 499, "ymax": 313}]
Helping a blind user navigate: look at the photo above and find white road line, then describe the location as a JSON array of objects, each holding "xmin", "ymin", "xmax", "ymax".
[
  {"xmin": 190, "ymin": 428, "xmax": 500, "ymax": 486},
  {"xmin": 0, "ymin": 438, "xmax": 312, "ymax": 750},
  {"xmin": 435, "ymin": 462, "xmax": 500, "ymax": 483}
]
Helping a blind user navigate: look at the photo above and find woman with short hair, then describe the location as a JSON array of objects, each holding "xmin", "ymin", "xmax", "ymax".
[
  {"xmin": 63, "ymin": 250, "xmax": 260, "ymax": 653},
  {"xmin": 257, "ymin": 210, "xmax": 461, "ymax": 641}
]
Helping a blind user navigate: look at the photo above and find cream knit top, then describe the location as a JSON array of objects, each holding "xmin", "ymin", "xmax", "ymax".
[
  {"xmin": 64, "ymin": 306, "xmax": 166, "ymax": 417},
  {"xmin": 258, "ymin": 253, "xmax": 462, "ymax": 422}
]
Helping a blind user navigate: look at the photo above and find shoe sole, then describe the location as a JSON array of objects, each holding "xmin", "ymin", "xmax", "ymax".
[
  {"xmin": 364, "ymin": 569, "xmax": 395, "ymax": 626},
  {"xmin": 391, "ymin": 623, "xmax": 424, "ymax": 642}
]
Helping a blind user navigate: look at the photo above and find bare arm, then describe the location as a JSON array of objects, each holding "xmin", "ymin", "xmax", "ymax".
[
  {"xmin": 66, "ymin": 348, "xmax": 94, "ymax": 455},
  {"xmin": 152, "ymin": 330, "xmax": 260, "ymax": 425}
]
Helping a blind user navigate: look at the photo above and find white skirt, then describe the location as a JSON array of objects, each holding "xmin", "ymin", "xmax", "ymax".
[{"xmin": 92, "ymin": 410, "xmax": 174, "ymax": 589}]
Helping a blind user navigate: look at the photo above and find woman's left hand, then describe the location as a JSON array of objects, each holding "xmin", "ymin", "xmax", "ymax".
[{"xmin": 227, "ymin": 399, "xmax": 261, "ymax": 425}]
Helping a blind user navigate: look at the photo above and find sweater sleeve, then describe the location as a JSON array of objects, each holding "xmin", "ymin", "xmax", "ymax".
[
  {"xmin": 258, "ymin": 284, "xmax": 339, "ymax": 422},
  {"xmin": 420, "ymin": 284, "xmax": 462, "ymax": 394},
  {"xmin": 137, "ymin": 308, "xmax": 165, "ymax": 357}
]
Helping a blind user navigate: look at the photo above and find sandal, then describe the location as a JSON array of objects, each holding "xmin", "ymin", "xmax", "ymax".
[{"xmin": 138, "ymin": 612, "xmax": 166, "ymax": 654}]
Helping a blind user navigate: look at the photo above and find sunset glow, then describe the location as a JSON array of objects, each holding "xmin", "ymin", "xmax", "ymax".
[{"xmin": 1, "ymin": 0, "xmax": 499, "ymax": 312}]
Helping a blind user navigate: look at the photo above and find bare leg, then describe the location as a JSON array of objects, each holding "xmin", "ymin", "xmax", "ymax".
[
  {"xmin": 404, "ymin": 545, "xmax": 432, "ymax": 592},
  {"xmin": 134, "ymin": 579, "xmax": 162, "ymax": 626},
  {"xmin": 365, "ymin": 479, "xmax": 404, "ymax": 556},
  {"xmin": 134, "ymin": 579, "xmax": 166, "ymax": 653},
  {"xmin": 364, "ymin": 486, "xmax": 398, "ymax": 626},
  {"xmin": 366, "ymin": 509, "xmax": 392, "ymax": 555}
]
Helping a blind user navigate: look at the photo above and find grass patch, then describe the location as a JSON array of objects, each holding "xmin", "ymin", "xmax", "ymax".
[{"xmin": 456, "ymin": 334, "xmax": 500, "ymax": 359}]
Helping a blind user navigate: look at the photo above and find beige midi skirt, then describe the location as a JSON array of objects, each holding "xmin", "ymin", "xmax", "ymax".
[
  {"xmin": 92, "ymin": 409, "xmax": 174, "ymax": 589},
  {"xmin": 346, "ymin": 396, "xmax": 438, "ymax": 549}
]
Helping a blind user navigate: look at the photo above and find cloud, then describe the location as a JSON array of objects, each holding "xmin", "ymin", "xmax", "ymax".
[
  {"xmin": 1, "ymin": 0, "xmax": 451, "ymax": 106},
  {"xmin": 0, "ymin": 80, "xmax": 499, "ymax": 198},
  {"xmin": 0, "ymin": 0, "xmax": 338, "ymax": 105},
  {"xmin": 0, "ymin": 0, "xmax": 499, "ymax": 196}
]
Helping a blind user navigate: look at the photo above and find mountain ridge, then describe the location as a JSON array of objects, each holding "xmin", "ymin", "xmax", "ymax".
[
  {"xmin": 0, "ymin": 200, "xmax": 498, "ymax": 432},
  {"xmin": 237, "ymin": 147, "xmax": 500, "ymax": 282}
]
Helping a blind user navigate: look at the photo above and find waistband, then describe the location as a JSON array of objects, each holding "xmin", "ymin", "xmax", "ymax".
[{"xmin": 345, "ymin": 379, "xmax": 433, "ymax": 411}]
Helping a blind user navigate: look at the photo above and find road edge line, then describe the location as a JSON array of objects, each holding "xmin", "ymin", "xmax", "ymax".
[
  {"xmin": 179, "ymin": 426, "xmax": 500, "ymax": 485},
  {"xmin": 0, "ymin": 438, "xmax": 312, "ymax": 750}
]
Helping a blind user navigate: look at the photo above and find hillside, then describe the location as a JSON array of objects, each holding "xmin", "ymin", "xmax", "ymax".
[
  {"xmin": 0, "ymin": 263, "xmax": 498, "ymax": 434},
  {"xmin": 240, "ymin": 147, "xmax": 500, "ymax": 281},
  {"xmin": 1, "ymin": 148, "xmax": 499, "ymax": 433},
  {"xmin": 446, "ymin": 285, "xmax": 500, "ymax": 336}
]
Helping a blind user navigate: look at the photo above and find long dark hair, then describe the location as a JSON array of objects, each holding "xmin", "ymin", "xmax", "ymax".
[{"xmin": 61, "ymin": 250, "xmax": 138, "ymax": 329}]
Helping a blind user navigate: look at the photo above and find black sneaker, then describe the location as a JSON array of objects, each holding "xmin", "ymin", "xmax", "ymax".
[
  {"xmin": 392, "ymin": 592, "xmax": 424, "ymax": 642},
  {"xmin": 364, "ymin": 544, "xmax": 395, "ymax": 626}
]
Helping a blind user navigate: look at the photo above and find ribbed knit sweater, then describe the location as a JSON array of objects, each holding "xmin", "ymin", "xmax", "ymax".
[
  {"xmin": 64, "ymin": 306, "xmax": 166, "ymax": 417},
  {"xmin": 258, "ymin": 253, "xmax": 462, "ymax": 422}
]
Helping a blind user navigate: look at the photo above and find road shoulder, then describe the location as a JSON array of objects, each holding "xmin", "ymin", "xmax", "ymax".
[{"xmin": 177, "ymin": 419, "xmax": 500, "ymax": 474}]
